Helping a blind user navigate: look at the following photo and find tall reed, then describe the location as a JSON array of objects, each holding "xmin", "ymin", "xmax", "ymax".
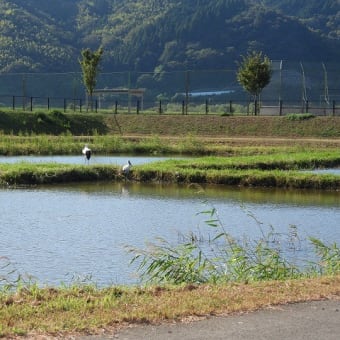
[{"xmin": 127, "ymin": 205, "xmax": 339, "ymax": 285}]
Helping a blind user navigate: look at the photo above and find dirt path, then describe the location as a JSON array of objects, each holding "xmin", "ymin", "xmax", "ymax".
[{"xmin": 121, "ymin": 134, "xmax": 340, "ymax": 147}]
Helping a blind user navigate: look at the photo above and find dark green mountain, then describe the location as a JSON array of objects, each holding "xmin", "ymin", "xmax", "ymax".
[
  {"xmin": 0, "ymin": 0, "xmax": 339, "ymax": 73},
  {"xmin": 263, "ymin": 0, "xmax": 339, "ymax": 39}
]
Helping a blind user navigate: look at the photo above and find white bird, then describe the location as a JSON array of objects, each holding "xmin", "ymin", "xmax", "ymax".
[
  {"xmin": 82, "ymin": 145, "xmax": 91, "ymax": 163},
  {"xmin": 122, "ymin": 160, "xmax": 132, "ymax": 175}
]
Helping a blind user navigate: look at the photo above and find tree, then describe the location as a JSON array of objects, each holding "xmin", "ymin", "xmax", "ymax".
[
  {"xmin": 79, "ymin": 47, "xmax": 103, "ymax": 110},
  {"xmin": 237, "ymin": 50, "xmax": 272, "ymax": 115}
]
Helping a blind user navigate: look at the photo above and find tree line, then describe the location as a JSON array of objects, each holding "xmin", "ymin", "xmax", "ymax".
[{"xmin": 0, "ymin": 0, "xmax": 339, "ymax": 74}]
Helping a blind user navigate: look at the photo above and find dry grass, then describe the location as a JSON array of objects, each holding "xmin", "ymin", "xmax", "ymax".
[
  {"xmin": 1, "ymin": 276, "xmax": 339, "ymax": 338},
  {"xmin": 1, "ymin": 110, "xmax": 340, "ymax": 139},
  {"xmin": 104, "ymin": 115, "xmax": 340, "ymax": 139}
]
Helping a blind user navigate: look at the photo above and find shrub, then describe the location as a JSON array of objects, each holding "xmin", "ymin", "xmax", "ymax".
[{"xmin": 286, "ymin": 113, "xmax": 315, "ymax": 121}]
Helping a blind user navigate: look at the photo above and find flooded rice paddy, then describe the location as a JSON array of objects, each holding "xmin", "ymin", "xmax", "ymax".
[{"xmin": 0, "ymin": 156, "xmax": 339, "ymax": 286}]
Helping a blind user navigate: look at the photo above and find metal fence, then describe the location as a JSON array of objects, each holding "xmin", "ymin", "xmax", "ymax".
[{"xmin": 0, "ymin": 61, "xmax": 339, "ymax": 115}]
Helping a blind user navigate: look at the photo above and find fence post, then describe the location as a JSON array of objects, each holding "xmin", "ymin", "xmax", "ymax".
[
  {"xmin": 182, "ymin": 101, "xmax": 185, "ymax": 115},
  {"xmin": 229, "ymin": 100, "xmax": 232, "ymax": 114},
  {"xmin": 12, "ymin": 96, "xmax": 15, "ymax": 110},
  {"xmin": 47, "ymin": 97, "xmax": 50, "ymax": 111},
  {"xmin": 136, "ymin": 100, "xmax": 140, "ymax": 114},
  {"xmin": 185, "ymin": 70, "xmax": 190, "ymax": 115},
  {"xmin": 115, "ymin": 100, "xmax": 118, "ymax": 114},
  {"xmin": 64, "ymin": 99, "xmax": 66, "ymax": 113},
  {"xmin": 80, "ymin": 99, "xmax": 82, "ymax": 113},
  {"xmin": 95, "ymin": 99, "xmax": 98, "ymax": 113},
  {"xmin": 205, "ymin": 99, "xmax": 209, "ymax": 114},
  {"xmin": 306, "ymin": 100, "xmax": 309, "ymax": 113},
  {"xmin": 279, "ymin": 100, "xmax": 283, "ymax": 116},
  {"xmin": 159, "ymin": 100, "xmax": 162, "ymax": 114},
  {"xmin": 333, "ymin": 100, "xmax": 336, "ymax": 116},
  {"xmin": 30, "ymin": 97, "xmax": 33, "ymax": 111}
]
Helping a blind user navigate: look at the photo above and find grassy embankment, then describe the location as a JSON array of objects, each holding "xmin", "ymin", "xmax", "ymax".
[
  {"xmin": 0, "ymin": 277, "xmax": 339, "ymax": 338},
  {"xmin": 0, "ymin": 110, "xmax": 340, "ymax": 338},
  {"xmin": 1, "ymin": 110, "xmax": 340, "ymax": 188},
  {"xmin": 1, "ymin": 109, "xmax": 340, "ymax": 137}
]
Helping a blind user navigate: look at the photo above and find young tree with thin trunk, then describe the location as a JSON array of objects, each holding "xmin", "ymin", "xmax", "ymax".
[
  {"xmin": 237, "ymin": 51, "xmax": 272, "ymax": 115},
  {"xmin": 79, "ymin": 47, "xmax": 103, "ymax": 111}
]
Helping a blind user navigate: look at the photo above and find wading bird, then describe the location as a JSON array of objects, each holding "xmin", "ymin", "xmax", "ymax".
[
  {"xmin": 122, "ymin": 160, "xmax": 132, "ymax": 175},
  {"xmin": 82, "ymin": 145, "xmax": 91, "ymax": 164}
]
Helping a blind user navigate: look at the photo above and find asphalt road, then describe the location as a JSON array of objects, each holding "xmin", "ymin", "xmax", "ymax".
[{"xmin": 77, "ymin": 299, "xmax": 340, "ymax": 340}]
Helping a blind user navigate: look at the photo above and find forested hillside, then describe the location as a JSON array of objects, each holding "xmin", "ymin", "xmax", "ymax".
[
  {"xmin": 263, "ymin": 0, "xmax": 339, "ymax": 39},
  {"xmin": 0, "ymin": 0, "xmax": 339, "ymax": 74}
]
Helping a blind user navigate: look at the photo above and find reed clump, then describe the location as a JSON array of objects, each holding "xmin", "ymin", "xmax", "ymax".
[{"xmin": 127, "ymin": 206, "xmax": 340, "ymax": 285}]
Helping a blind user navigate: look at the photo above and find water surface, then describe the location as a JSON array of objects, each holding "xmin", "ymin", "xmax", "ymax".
[
  {"xmin": 309, "ymin": 168, "xmax": 340, "ymax": 175},
  {"xmin": 0, "ymin": 155, "xmax": 174, "ymax": 166},
  {"xmin": 1, "ymin": 182, "xmax": 339, "ymax": 286}
]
